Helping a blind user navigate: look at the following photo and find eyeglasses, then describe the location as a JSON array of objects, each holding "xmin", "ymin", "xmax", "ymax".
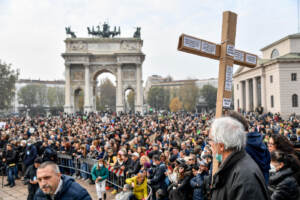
[{"xmin": 268, "ymin": 142, "xmax": 275, "ymax": 146}]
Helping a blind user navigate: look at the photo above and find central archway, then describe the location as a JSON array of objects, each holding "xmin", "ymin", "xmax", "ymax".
[{"xmin": 93, "ymin": 69, "xmax": 116, "ymax": 112}]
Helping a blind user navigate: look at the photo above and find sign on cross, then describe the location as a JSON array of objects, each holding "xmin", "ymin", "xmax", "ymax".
[{"xmin": 178, "ymin": 11, "xmax": 257, "ymax": 118}]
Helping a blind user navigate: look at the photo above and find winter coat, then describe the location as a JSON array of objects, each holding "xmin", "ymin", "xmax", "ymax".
[
  {"xmin": 168, "ymin": 170, "xmax": 192, "ymax": 200},
  {"xmin": 211, "ymin": 150, "xmax": 270, "ymax": 200},
  {"xmin": 34, "ymin": 175, "xmax": 92, "ymax": 200},
  {"xmin": 268, "ymin": 168, "xmax": 300, "ymax": 200},
  {"xmin": 190, "ymin": 174, "xmax": 204, "ymax": 200},
  {"xmin": 149, "ymin": 162, "xmax": 167, "ymax": 191},
  {"xmin": 4, "ymin": 149, "xmax": 16, "ymax": 166},
  {"xmin": 246, "ymin": 131, "xmax": 271, "ymax": 184},
  {"xmin": 24, "ymin": 145, "xmax": 37, "ymax": 167},
  {"xmin": 24, "ymin": 164, "xmax": 39, "ymax": 195},
  {"xmin": 127, "ymin": 158, "xmax": 141, "ymax": 176},
  {"xmin": 125, "ymin": 176, "xmax": 148, "ymax": 200},
  {"xmin": 91, "ymin": 164, "xmax": 109, "ymax": 182}
]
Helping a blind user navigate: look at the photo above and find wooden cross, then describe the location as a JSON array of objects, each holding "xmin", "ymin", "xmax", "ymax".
[{"xmin": 178, "ymin": 11, "xmax": 258, "ymax": 118}]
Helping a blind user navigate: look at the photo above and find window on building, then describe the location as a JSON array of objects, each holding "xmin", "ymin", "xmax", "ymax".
[
  {"xmin": 270, "ymin": 75, "xmax": 273, "ymax": 83},
  {"xmin": 271, "ymin": 95, "xmax": 274, "ymax": 108},
  {"xmin": 291, "ymin": 73, "xmax": 297, "ymax": 81},
  {"xmin": 292, "ymin": 94, "xmax": 298, "ymax": 107},
  {"xmin": 271, "ymin": 49, "xmax": 279, "ymax": 59}
]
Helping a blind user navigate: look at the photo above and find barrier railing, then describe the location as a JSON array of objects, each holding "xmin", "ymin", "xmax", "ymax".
[{"xmin": 57, "ymin": 153, "xmax": 152, "ymax": 200}]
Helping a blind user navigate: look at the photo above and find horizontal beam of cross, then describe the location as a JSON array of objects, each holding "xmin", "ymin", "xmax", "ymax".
[{"xmin": 178, "ymin": 34, "xmax": 257, "ymax": 68}]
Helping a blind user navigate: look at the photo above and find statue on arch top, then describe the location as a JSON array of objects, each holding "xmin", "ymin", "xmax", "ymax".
[
  {"xmin": 133, "ymin": 27, "xmax": 141, "ymax": 39},
  {"xmin": 87, "ymin": 22, "xmax": 121, "ymax": 38},
  {"xmin": 65, "ymin": 26, "xmax": 76, "ymax": 38}
]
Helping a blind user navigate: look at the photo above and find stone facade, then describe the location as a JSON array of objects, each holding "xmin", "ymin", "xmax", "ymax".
[
  {"xmin": 62, "ymin": 38, "xmax": 145, "ymax": 114},
  {"xmin": 233, "ymin": 33, "xmax": 300, "ymax": 118}
]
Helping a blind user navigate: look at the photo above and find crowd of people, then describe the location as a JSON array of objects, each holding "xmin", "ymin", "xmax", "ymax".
[{"xmin": 0, "ymin": 111, "xmax": 300, "ymax": 200}]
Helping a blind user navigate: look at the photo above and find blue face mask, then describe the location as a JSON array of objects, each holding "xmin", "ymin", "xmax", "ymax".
[{"xmin": 216, "ymin": 153, "xmax": 222, "ymax": 163}]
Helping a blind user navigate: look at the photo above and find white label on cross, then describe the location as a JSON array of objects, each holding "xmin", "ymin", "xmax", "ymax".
[
  {"xmin": 246, "ymin": 54, "xmax": 257, "ymax": 65},
  {"xmin": 225, "ymin": 65, "xmax": 233, "ymax": 91},
  {"xmin": 223, "ymin": 98, "xmax": 232, "ymax": 108},
  {"xmin": 201, "ymin": 41, "xmax": 216, "ymax": 55},
  {"xmin": 226, "ymin": 44, "xmax": 235, "ymax": 57},
  {"xmin": 234, "ymin": 50, "xmax": 244, "ymax": 62},
  {"xmin": 183, "ymin": 36, "xmax": 201, "ymax": 50}
]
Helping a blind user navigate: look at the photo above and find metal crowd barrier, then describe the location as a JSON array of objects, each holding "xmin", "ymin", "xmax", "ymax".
[{"xmin": 57, "ymin": 153, "xmax": 152, "ymax": 200}]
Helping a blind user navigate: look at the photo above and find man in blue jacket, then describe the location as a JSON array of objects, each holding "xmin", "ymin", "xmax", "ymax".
[
  {"xmin": 228, "ymin": 111, "xmax": 271, "ymax": 184},
  {"xmin": 34, "ymin": 161, "xmax": 92, "ymax": 200}
]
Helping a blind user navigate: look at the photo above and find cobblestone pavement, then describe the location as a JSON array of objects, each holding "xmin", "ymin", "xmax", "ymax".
[{"xmin": 0, "ymin": 176, "xmax": 115, "ymax": 200}]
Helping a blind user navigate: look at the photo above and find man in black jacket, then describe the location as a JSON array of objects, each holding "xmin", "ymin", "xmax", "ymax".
[
  {"xmin": 209, "ymin": 117, "xmax": 270, "ymax": 200},
  {"xmin": 3, "ymin": 143, "xmax": 16, "ymax": 187},
  {"xmin": 24, "ymin": 157, "xmax": 43, "ymax": 200},
  {"xmin": 148, "ymin": 155, "xmax": 167, "ymax": 200},
  {"xmin": 126, "ymin": 152, "xmax": 141, "ymax": 177}
]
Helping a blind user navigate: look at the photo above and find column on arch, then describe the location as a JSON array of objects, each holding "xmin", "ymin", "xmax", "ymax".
[
  {"xmin": 240, "ymin": 81, "xmax": 245, "ymax": 111},
  {"xmin": 253, "ymin": 77, "xmax": 258, "ymax": 110},
  {"xmin": 64, "ymin": 63, "xmax": 73, "ymax": 113},
  {"xmin": 135, "ymin": 64, "xmax": 143, "ymax": 113},
  {"xmin": 116, "ymin": 64, "xmax": 124, "ymax": 113},
  {"xmin": 84, "ymin": 64, "xmax": 92, "ymax": 113}
]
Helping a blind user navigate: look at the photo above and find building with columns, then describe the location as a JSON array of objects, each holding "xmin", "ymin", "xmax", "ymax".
[{"xmin": 233, "ymin": 33, "xmax": 300, "ymax": 118}]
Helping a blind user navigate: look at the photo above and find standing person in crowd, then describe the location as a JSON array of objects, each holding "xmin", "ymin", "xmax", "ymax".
[
  {"xmin": 34, "ymin": 161, "xmax": 92, "ymax": 200},
  {"xmin": 24, "ymin": 157, "xmax": 43, "ymax": 200},
  {"xmin": 209, "ymin": 117, "xmax": 269, "ymax": 200},
  {"xmin": 268, "ymin": 134, "xmax": 300, "ymax": 184},
  {"xmin": 3, "ymin": 143, "xmax": 17, "ymax": 187},
  {"xmin": 268, "ymin": 151, "xmax": 299, "ymax": 200},
  {"xmin": 190, "ymin": 165, "xmax": 204, "ymax": 200},
  {"xmin": 148, "ymin": 155, "xmax": 167, "ymax": 200},
  {"xmin": 125, "ymin": 169, "xmax": 148, "ymax": 200},
  {"xmin": 228, "ymin": 111, "xmax": 271, "ymax": 184},
  {"xmin": 91, "ymin": 158, "xmax": 109, "ymax": 200},
  {"xmin": 24, "ymin": 140, "xmax": 37, "ymax": 172},
  {"xmin": 127, "ymin": 152, "xmax": 141, "ymax": 177}
]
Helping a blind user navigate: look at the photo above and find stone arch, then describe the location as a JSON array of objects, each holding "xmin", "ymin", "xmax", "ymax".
[{"xmin": 62, "ymin": 37, "xmax": 145, "ymax": 114}]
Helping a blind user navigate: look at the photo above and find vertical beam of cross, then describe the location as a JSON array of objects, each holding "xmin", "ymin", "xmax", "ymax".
[{"xmin": 215, "ymin": 11, "xmax": 237, "ymax": 118}]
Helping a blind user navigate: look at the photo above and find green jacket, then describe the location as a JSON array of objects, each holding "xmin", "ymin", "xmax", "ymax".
[{"xmin": 91, "ymin": 164, "xmax": 109, "ymax": 181}]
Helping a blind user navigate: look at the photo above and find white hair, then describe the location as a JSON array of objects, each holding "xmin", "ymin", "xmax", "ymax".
[{"xmin": 211, "ymin": 117, "xmax": 246, "ymax": 151}]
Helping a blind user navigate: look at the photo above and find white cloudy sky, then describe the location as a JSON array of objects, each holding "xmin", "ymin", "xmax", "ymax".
[{"xmin": 0, "ymin": 0, "xmax": 297, "ymax": 82}]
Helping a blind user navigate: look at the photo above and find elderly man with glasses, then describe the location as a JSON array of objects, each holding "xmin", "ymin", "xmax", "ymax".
[{"xmin": 208, "ymin": 117, "xmax": 270, "ymax": 200}]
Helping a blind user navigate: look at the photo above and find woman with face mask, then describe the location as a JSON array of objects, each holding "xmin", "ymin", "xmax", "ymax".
[
  {"xmin": 269, "ymin": 151, "xmax": 299, "ymax": 200},
  {"xmin": 91, "ymin": 158, "xmax": 109, "ymax": 200}
]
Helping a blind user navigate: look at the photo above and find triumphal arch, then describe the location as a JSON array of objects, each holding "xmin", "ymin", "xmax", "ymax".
[{"xmin": 62, "ymin": 24, "xmax": 145, "ymax": 114}]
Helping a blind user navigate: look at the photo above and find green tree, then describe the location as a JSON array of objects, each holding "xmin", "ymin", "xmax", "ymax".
[
  {"xmin": 200, "ymin": 84, "xmax": 218, "ymax": 109},
  {"xmin": 18, "ymin": 84, "xmax": 39, "ymax": 108},
  {"xmin": 147, "ymin": 87, "xmax": 170, "ymax": 111},
  {"xmin": 178, "ymin": 81, "xmax": 199, "ymax": 111},
  {"xmin": 0, "ymin": 61, "xmax": 19, "ymax": 110},
  {"xmin": 96, "ymin": 78, "xmax": 116, "ymax": 111},
  {"xmin": 36, "ymin": 85, "xmax": 48, "ymax": 106},
  {"xmin": 47, "ymin": 87, "xmax": 65, "ymax": 107},
  {"xmin": 169, "ymin": 97, "xmax": 182, "ymax": 112},
  {"xmin": 127, "ymin": 90, "xmax": 135, "ymax": 111}
]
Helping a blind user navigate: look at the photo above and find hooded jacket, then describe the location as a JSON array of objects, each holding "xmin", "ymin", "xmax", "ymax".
[
  {"xmin": 34, "ymin": 175, "xmax": 92, "ymax": 200},
  {"xmin": 246, "ymin": 131, "xmax": 271, "ymax": 184}
]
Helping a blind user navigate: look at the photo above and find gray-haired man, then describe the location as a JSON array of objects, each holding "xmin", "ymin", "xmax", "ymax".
[{"xmin": 208, "ymin": 117, "xmax": 270, "ymax": 200}]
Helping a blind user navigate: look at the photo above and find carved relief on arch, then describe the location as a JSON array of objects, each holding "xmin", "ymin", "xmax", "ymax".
[{"xmin": 66, "ymin": 41, "xmax": 88, "ymax": 52}]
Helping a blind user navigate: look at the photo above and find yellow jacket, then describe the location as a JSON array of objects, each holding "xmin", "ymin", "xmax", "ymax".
[{"xmin": 125, "ymin": 176, "xmax": 148, "ymax": 200}]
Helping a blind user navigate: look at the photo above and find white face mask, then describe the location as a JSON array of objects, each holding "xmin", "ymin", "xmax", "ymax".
[{"xmin": 99, "ymin": 164, "xmax": 103, "ymax": 168}]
